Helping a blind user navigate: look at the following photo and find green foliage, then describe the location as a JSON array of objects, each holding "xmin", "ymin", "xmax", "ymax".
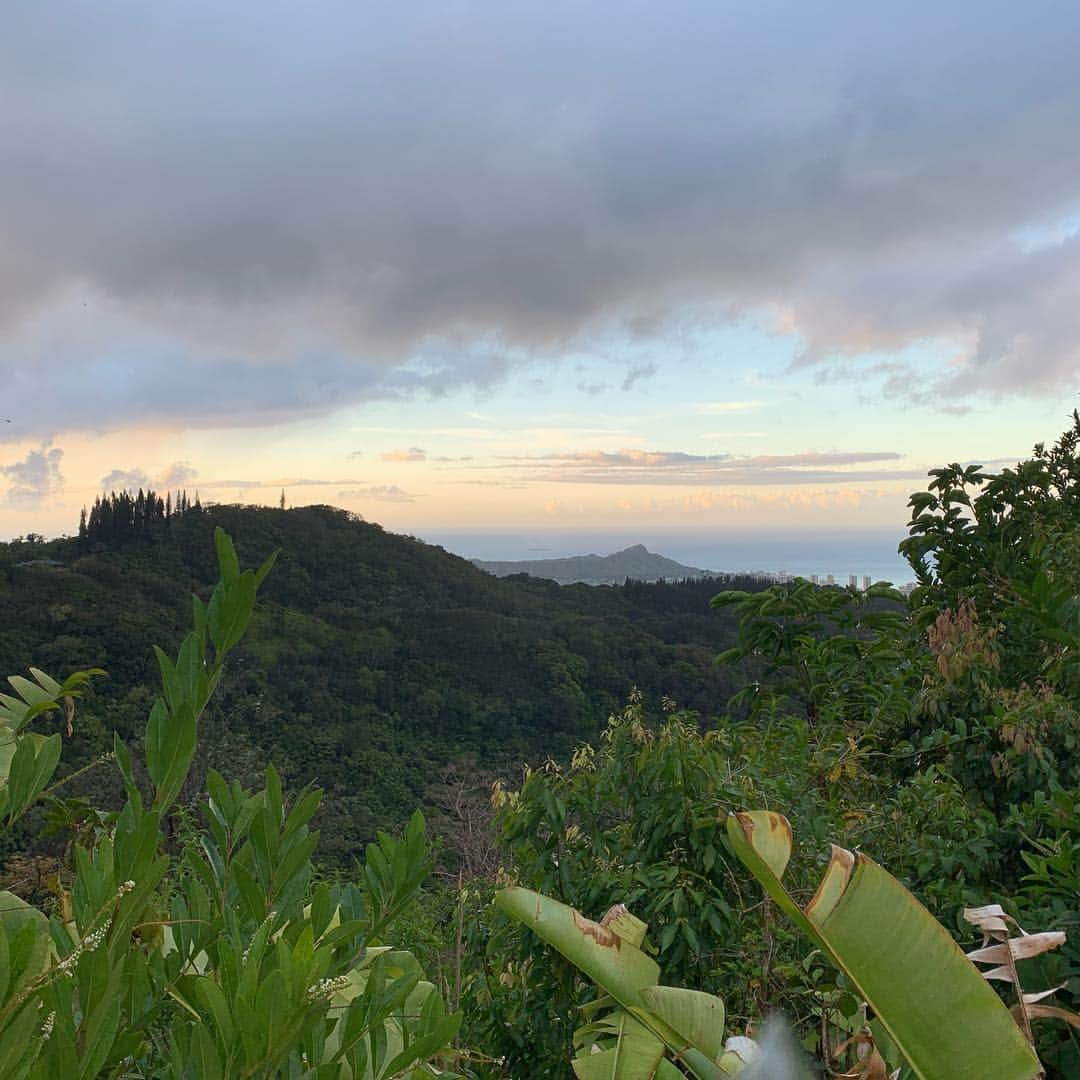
[
  {"xmin": 468, "ymin": 417, "xmax": 1080, "ymax": 1077},
  {"xmin": 0, "ymin": 528, "xmax": 460, "ymax": 1078},
  {"xmin": 900, "ymin": 410, "xmax": 1079, "ymax": 693},
  {"xmin": 462, "ymin": 692, "xmax": 847, "ymax": 1075},
  {"xmin": 0, "ymin": 667, "xmax": 103, "ymax": 825},
  {"xmin": 1005, "ymin": 787, "xmax": 1080, "ymax": 1074},
  {"xmin": 496, "ymin": 886, "xmax": 757, "ymax": 1078},
  {"xmin": 727, "ymin": 810, "xmax": 1041, "ymax": 1079},
  {"xmin": 711, "ymin": 578, "xmax": 911, "ymax": 728}
]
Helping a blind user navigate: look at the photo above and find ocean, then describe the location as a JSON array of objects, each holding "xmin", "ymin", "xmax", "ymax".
[{"xmin": 417, "ymin": 527, "xmax": 914, "ymax": 586}]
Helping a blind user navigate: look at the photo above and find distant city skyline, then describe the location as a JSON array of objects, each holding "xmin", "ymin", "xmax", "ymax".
[{"xmin": 1, "ymin": 3, "xmax": 1076, "ymax": 538}]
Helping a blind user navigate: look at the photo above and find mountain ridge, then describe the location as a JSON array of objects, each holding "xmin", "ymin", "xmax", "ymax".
[{"xmin": 473, "ymin": 543, "xmax": 715, "ymax": 585}]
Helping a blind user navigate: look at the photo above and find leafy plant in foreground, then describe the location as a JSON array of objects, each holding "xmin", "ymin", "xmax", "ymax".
[
  {"xmin": 726, "ymin": 810, "xmax": 1043, "ymax": 1080},
  {"xmin": 494, "ymin": 809, "xmax": 1068, "ymax": 1077},
  {"xmin": 495, "ymin": 886, "xmax": 761, "ymax": 1078},
  {"xmin": 0, "ymin": 527, "xmax": 461, "ymax": 1078}
]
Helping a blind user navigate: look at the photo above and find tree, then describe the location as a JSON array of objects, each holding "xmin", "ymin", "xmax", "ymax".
[{"xmin": 900, "ymin": 410, "xmax": 1079, "ymax": 693}]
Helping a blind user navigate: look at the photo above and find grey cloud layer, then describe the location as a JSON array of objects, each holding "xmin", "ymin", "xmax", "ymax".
[{"xmin": 3, "ymin": 1, "xmax": 1079, "ymax": 438}]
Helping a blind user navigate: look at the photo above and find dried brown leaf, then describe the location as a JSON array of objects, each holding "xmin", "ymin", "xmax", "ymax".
[
  {"xmin": 1013, "ymin": 1004, "xmax": 1080, "ymax": 1030},
  {"xmin": 964, "ymin": 904, "xmax": 1014, "ymax": 935},
  {"xmin": 832, "ymin": 1030, "xmax": 889, "ymax": 1079},
  {"xmin": 968, "ymin": 935, "xmax": 1065, "ymax": 967}
]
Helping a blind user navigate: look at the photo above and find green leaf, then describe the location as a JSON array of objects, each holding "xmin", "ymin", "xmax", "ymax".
[
  {"xmin": 380, "ymin": 1011, "xmax": 461, "ymax": 1078},
  {"xmin": 572, "ymin": 1010, "xmax": 665, "ymax": 1079},
  {"xmin": 254, "ymin": 549, "xmax": 279, "ymax": 589},
  {"xmin": 0, "ymin": 892, "xmax": 49, "ymax": 999},
  {"xmin": 214, "ymin": 526, "xmax": 241, "ymax": 586},
  {"xmin": 153, "ymin": 646, "xmax": 182, "ymax": 714},
  {"xmin": 724, "ymin": 812, "xmax": 814, "ymax": 942},
  {"xmin": 0, "ymin": 997, "xmax": 42, "ymax": 1079},
  {"xmin": 208, "ymin": 574, "xmax": 257, "ymax": 656},
  {"xmin": 194, "ymin": 976, "xmax": 236, "ymax": 1047},
  {"xmin": 27, "ymin": 668, "xmax": 61, "ymax": 696},
  {"xmin": 495, "ymin": 888, "xmax": 660, "ymax": 1013},
  {"xmin": 78, "ymin": 963, "xmax": 124, "ymax": 1080},
  {"xmin": 6, "ymin": 675, "xmax": 51, "ymax": 709},
  {"xmin": 0, "ymin": 919, "xmax": 9, "ymax": 1003},
  {"xmin": 6, "ymin": 732, "xmax": 62, "ymax": 824},
  {"xmin": 190, "ymin": 1022, "xmax": 226, "ymax": 1080},
  {"xmin": 726, "ymin": 811, "xmax": 1042, "ymax": 1080},
  {"xmin": 496, "ymin": 888, "xmax": 735, "ymax": 1078},
  {"xmin": 639, "ymin": 987, "xmax": 726, "ymax": 1064}
]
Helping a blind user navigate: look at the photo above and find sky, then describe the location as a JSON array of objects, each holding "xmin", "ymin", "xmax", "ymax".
[{"xmin": 1, "ymin": 1, "xmax": 1077, "ymax": 560}]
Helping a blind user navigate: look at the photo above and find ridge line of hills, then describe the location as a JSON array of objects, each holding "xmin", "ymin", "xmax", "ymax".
[{"xmin": 472, "ymin": 543, "xmax": 714, "ymax": 585}]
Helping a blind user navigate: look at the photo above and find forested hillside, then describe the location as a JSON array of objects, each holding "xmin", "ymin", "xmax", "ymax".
[{"xmin": 0, "ymin": 505, "xmax": 759, "ymax": 857}]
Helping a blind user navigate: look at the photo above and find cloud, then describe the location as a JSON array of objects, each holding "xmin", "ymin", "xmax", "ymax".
[
  {"xmin": 681, "ymin": 488, "xmax": 897, "ymax": 512},
  {"xmin": 159, "ymin": 461, "xmax": 199, "ymax": 488},
  {"xmin": 97, "ymin": 461, "xmax": 196, "ymax": 492},
  {"xmin": 338, "ymin": 485, "xmax": 418, "ymax": 503},
  {"xmin": 621, "ymin": 363, "xmax": 657, "ymax": 391},
  {"xmin": 95, "ymin": 469, "xmax": 367, "ymax": 496},
  {"xmin": 2, "ymin": 444, "xmax": 64, "ymax": 507},
  {"xmin": 100, "ymin": 467, "xmax": 150, "ymax": 491},
  {"xmin": 501, "ymin": 448, "xmax": 900, "ymax": 466},
  {"xmin": 480, "ymin": 446, "xmax": 916, "ymax": 486},
  {"xmin": 0, "ymin": 1, "xmax": 1078, "ymax": 438},
  {"xmin": 381, "ymin": 447, "xmax": 427, "ymax": 463},
  {"xmin": 0, "ymin": 333, "xmax": 510, "ymax": 444}
]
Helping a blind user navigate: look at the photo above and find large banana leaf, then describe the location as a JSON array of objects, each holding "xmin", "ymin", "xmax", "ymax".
[
  {"xmin": 725, "ymin": 811, "xmax": 1042, "ymax": 1080},
  {"xmin": 496, "ymin": 887, "xmax": 747, "ymax": 1078}
]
